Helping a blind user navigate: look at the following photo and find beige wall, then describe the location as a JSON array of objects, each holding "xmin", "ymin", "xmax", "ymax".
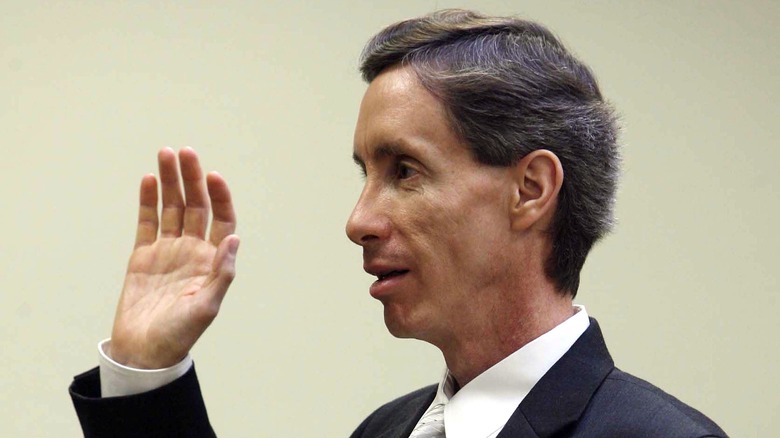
[{"xmin": 1, "ymin": 1, "xmax": 777, "ymax": 436}]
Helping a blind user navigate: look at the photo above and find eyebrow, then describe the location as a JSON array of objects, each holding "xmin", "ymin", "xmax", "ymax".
[{"xmin": 352, "ymin": 143, "xmax": 406, "ymax": 168}]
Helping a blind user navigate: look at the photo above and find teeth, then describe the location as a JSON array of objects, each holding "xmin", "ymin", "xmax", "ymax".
[{"xmin": 378, "ymin": 270, "xmax": 406, "ymax": 281}]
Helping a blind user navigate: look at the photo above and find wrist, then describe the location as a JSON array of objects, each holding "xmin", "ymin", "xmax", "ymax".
[{"xmin": 106, "ymin": 338, "xmax": 182, "ymax": 369}]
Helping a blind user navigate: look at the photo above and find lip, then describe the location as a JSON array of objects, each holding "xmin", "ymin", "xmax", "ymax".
[
  {"xmin": 368, "ymin": 270, "xmax": 410, "ymax": 299},
  {"xmin": 363, "ymin": 261, "xmax": 411, "ymax": 299}
]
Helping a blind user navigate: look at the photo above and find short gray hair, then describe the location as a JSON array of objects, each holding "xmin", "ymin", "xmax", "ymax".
[{"xmin": 359, "ymin": 9, "xmax": 620, "ymax": 297}]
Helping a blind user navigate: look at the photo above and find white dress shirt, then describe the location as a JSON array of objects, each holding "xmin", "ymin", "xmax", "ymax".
[{"xmin": 416, "ymin": 305, "xmax": 590, "ymax": 438}]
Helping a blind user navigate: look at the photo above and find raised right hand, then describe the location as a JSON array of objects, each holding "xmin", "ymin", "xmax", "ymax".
[{"xmin": 108, "ymin": 147, "xmax": 239, "ymax": 369}]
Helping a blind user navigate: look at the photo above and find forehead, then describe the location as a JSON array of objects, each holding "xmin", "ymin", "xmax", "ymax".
[
  {"xmin": 352, "ymin": 66, "xmax": 465, "ymax": 164},
  {"xmin": 357, "ymin": 65, "xmax": 429, "ymax": 122}
]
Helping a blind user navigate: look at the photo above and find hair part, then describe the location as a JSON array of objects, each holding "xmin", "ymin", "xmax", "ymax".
[{"xmin": 359, "ymin": 9, "xmax": 620, "ymax": 297}]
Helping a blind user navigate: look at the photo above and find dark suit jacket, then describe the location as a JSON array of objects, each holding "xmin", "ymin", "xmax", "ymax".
[
  {"xmin": 350, "ymin": 319, "xmax": 727, "ymax": 438},
  {"xmin": 70, "ymin": 364, "xmax": 215, "ymax": 438},
  {"xmin": 70, "ymin": 319, "xmax": 726, "ymax": 437}
]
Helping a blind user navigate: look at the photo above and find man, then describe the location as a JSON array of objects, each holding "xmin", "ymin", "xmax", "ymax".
[{"xmin": 70, "ymin": 9, "xmax": 726, "ymax": 438}]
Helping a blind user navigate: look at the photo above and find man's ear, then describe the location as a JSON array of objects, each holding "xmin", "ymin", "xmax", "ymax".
[{"xmin": 510, "ymin": 150, "xmax": 564, "ymax": 231}]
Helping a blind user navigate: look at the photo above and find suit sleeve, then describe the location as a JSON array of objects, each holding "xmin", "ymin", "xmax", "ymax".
[{"xmin": 69, "ymin": 365, "xmax": 216, "ymax": 438}]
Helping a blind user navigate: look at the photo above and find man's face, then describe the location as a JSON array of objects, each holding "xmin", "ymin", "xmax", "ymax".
[{"xmin": 347, "ymin": 66, "xmax": 517, "ymax": 346}]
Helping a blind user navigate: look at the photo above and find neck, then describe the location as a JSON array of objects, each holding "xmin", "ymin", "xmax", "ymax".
[{"xmin": 439, "ymin": 286, "xmax": 574, "ymax": 388}]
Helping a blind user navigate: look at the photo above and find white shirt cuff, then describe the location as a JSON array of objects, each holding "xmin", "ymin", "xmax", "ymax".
[{"xmin": 98, "ymin": 339, "xmax": 193, "ymax": 398}]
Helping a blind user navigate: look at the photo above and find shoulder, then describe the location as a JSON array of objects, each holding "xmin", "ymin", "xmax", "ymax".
[
  {"xmin": 350, "ymin": 385, "xmax": 436, "ymax": 438},
  {"xmin": 575, "ymin": 368, "xmax": 727, "ymax": 437}
]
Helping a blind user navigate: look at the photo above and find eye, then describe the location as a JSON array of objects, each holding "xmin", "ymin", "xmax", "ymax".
[{"xmin": 396, "ymin": 161, "xmax": 418, "ymax": 180}]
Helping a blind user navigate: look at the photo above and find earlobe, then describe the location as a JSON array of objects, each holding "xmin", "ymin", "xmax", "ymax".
[{"xmin": 510, "ymin": 150, "xmax": 564, "ymax": 231}]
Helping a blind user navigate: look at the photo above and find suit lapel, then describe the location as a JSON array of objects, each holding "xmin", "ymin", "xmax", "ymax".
[
  {"xmin": 376, "ymin": 387, "xmax": 436, "ymax": 438},
  {"xmin": 497, "ymin": 318, "xmax": 614, "ymax": 438}
]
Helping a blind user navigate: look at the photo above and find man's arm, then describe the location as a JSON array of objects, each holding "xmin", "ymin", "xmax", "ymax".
[
  {"xmin": 69, "ymin": 147, "xmax": 239, "ymax": 436},
  {"xmin": 69, "ymin": 365, "xmax": 215, "ymax": 438}
]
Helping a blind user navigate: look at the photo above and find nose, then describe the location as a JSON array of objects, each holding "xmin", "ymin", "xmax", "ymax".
[{"xmin": 345, "ymin": 186, "xmax": 390, "ymax": 246}]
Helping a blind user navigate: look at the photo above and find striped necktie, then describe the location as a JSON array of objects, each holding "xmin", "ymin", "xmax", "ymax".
[{"xmin": 409, "ymin": 402, "xmax": 446, "ymax": 438}]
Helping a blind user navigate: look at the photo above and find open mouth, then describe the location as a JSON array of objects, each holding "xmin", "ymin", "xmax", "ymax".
[{"xmin": 377, "ymin": 270, "xmax": 409, "ymax": 281}]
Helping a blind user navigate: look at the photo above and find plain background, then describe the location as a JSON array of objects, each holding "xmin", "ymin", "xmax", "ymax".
[{"xmin": 2, "ymin": 1, "xmax": 778, "ymax": 436}]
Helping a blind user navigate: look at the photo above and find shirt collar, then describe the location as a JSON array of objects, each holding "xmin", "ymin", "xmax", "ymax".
[{"xmin": 431, "ymin": 305, "xmax": 590, "ymax": 438}]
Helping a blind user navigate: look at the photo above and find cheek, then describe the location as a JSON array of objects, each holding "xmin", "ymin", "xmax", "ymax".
[
  {"xmin": 405, "ymin": 194, "xmax": 504, "ymax": 275},
  {"xmin": 466, "ymin": 204, "xmax": 515, "ymax": 280}
]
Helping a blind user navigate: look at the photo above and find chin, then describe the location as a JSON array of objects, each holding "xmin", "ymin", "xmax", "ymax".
[{"xmin": 382, "ymin": 303, "xmax": 428, "ymax": 340}]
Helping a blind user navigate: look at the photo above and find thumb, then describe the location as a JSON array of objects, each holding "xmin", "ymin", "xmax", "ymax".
[{"xmin": 204, "ymin": 234, "xmax": 240, "ymax": 306}]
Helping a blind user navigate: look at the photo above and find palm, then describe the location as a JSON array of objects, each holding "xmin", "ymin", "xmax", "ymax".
[
  {"xmin": 115, "ymin": 237, "xmax": 214, "ymax": 365},
  {"xmin": 109, "ymin": 148, "xmax": 239, "ymax": 369}
]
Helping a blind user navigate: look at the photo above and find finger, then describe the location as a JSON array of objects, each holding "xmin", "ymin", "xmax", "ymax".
[
  {"xmin": 198, "ymin": 235, "xmax": 240, "ymax": 319},
  {"xmin": 134, "ymin": 174, "xmax": 159, "ymax": 248},
  {"xmin": 179, "ymin": 147, "xmax": 210, "ymax": 239},
  {"xmin": 158, "ymin": 148, "xmax": 185, "ymax": 237},
  {"xmin": 206, "ymin": 171, "xmax": 237, "ymax": 246}
]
